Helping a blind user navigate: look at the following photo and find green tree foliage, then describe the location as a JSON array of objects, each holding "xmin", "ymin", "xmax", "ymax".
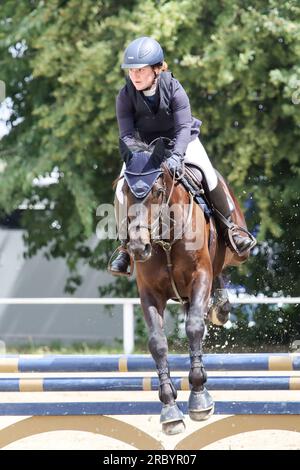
[
  {"xmin": 204, "ymin": 304, "xmax": 300, "ymax": 352},
  {"xmin": 0, "ymin": 0, "xmax": 299, "ymax": 296}
]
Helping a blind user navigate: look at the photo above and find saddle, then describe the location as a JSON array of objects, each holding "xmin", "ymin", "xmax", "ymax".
[
  {"xmin": 178, "ymin": 165, "xmax": 256, "ymax": 256},
  {"xmin": 179, "ymin": 164, "xmax": 213, "ymax": 220}
]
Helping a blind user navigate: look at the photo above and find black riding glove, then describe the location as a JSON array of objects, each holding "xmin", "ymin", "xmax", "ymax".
[{"xmin": 167, "ymin": 153, "xmax": 184, "ymax": 176}]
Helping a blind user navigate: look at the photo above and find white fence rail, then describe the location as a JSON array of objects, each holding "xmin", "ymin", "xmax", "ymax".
[{"xmin": 0, "ymin": 297, "xmax": 299, "ymax": 354}]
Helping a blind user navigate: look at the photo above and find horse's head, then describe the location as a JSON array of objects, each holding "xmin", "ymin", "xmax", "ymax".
[{"xmin": 119, "ymin": 138, "xmax": 168, "ymax": 262}]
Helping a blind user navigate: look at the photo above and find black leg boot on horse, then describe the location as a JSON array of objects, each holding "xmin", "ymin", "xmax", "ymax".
[
  {"xmin": 185, "ymin": 296, "xmax": 214, "ymax": 421},
  {"xmin": 108, "ymin": 195, "xmax": 133, "ymax": 277},
  {"xmin": 207, "ymin": 275, "xmax": 232, "ymax": 326},
  {"xmin": 146, "ymin": 304, "xmax": 185, "ymax": 435},
  {"xmin": 209, "ymin": 180, "xmax": 256, "ymax": 255}
]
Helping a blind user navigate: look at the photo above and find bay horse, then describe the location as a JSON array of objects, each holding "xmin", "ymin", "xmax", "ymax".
[{"xmin": 118, "ymin": 137, "xmax": 252, "ymax": 435}]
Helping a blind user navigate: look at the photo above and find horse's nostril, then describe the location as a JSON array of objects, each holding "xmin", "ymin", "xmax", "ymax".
[
  {"xmin": 144, "ymin": 243, "xmax": 151, "ymax": 258},
  {"xmin": 129, "ymin": 242, "xmax": 152, "ymax": 262}
]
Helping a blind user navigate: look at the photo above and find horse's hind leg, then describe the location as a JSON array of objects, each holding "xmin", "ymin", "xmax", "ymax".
[
  {"xmin": 208, "ymin": 274, "xmax": 231, "ymax": 326},
  {"xmin": 141, "ymin": 296, "xmax": 185, "ymax": 435},
  {"xmin": 185, "ymin": 277, "xmax": 214, "ymax": 421}
]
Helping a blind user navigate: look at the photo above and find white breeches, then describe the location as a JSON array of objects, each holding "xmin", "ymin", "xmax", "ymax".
[
  {"xmin": 184, "ymin": 138, "xmax": 218, "ymax": 190},
  {"xmin": 116, "ymin": 137, "xmax": 218, "ymax": 203},
  {"xmin": 116, "ymin": 162, "xmax": 127, "ymax": 205}
]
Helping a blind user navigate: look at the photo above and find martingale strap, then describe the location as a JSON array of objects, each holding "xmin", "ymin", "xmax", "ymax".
[{"xmin": 154, "ymin": 192, "xmax": 194, "ymax": 306}]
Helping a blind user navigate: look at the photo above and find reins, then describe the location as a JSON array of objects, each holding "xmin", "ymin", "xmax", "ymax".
[{"xmin": 134, "ymin": 167, "xmax": 193, "ymax": 305}]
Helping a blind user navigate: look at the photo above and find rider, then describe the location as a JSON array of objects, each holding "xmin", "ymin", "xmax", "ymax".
[{"xmin": 110, "ymin": 36, "xmax": 255, "ymax": 276}]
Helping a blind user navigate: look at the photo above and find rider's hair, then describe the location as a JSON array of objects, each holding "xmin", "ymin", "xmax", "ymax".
[{"xmin": 152, "ymin": 61, "xmax": 168, "ymax": 72}]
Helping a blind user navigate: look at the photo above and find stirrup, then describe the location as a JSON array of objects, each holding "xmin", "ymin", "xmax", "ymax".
[
  {"xmin": 213, "ymin": 208, "xmax": 257, "ymax": 256},
  {"xmin": 227, "ymin": 225, "xmax": 257, "ymax": 256},
  {"xmin": 107, "ymin": 245, "xmax": 134, "ymax": 277}
]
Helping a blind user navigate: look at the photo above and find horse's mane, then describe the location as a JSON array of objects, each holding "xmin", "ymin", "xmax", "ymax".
[
  {"xmin": 129, "ymin": 138, "xmax": 173, "ymax": 155},
  {"xmin": 127, "ymin": 140, "xmax": 153, "ymax": 154}
]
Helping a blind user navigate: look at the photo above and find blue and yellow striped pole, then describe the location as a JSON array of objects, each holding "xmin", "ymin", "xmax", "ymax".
[
  {"xmin": 0, "ymin": 376, "xmax": 299, "ymax": 392},
  {"xmin": 0, "ymin": 353, "xmax": 299, "ymax": 373}
]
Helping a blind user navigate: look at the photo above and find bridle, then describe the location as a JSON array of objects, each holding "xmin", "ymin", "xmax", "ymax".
[
  {"xmin": 126, "ymin": 136, "xmax": 193, "ymax": 243},
  {"xmin": 126, "ymin": 159, "xmax": 194, "ymax": 305},
  {"xmin": 134, "ymin": 167, "xmax": 173, "ymax": 237},
  {"xmin": 128, "ymin": 164, "xmax": 193, "ymax": 242}
]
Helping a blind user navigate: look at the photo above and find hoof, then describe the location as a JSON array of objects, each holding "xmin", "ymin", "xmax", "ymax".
[
  {"xmin": 189, "ymin": 404, "xmax": 214, "ymax": 421},
  {"xmin": 208, "ymin": 289, "xmax": 231, "ymax": 326},
  {"xmin": 162, "ymin": 419, "xmax": 186, "ymax": 435},
  {"xmin": 207, "ymin": 303, "xmax": 230, "ymax": 326},
  {"xmin": 188, "ymin": 388, "xmax": 214, "ymax": 421},
  {"xmin": 160, "ymin": 403, "xmax": 184, "ymax": 422}
]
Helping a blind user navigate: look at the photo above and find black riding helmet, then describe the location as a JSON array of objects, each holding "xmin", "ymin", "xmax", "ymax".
[{"xmin": 121, "ymin": 37, "xmax": 164, "ymax": 69}]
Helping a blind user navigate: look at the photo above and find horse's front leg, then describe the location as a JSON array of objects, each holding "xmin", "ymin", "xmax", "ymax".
[
  {"xmin": 141, "ymin": 295, "xmax": 185, "ymax": 435},
  {"xmin": 185, "ymin": 273, "xmax": 214, "ymax": 421}
]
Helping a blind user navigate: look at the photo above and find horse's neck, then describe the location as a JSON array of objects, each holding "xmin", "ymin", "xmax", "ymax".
[{"xmin": 160, "ymin": 172, "xmax": 194, "ymax": 243}]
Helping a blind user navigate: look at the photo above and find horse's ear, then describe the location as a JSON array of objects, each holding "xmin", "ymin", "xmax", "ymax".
[
  {"xmin": 151, "ymin": 138, "xmax": 166, "ymax": 166},
  {"xmin": 119, "ymin": 138, "xmax": 133, "ymax": 165}
]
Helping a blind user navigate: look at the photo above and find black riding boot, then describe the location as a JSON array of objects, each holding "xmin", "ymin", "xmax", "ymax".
[
  {"xmin": 109, "ymin": 241, "xmax": 131, "ymax": 277},
  {"xmin": 209, "ymin": 181, "xmax": 255, "ymax": 255}
]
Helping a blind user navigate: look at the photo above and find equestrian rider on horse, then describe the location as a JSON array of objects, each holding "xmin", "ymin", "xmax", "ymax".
[{"xmin": 110, "ymin": 37, "xmax": 254, "ymax": 276}]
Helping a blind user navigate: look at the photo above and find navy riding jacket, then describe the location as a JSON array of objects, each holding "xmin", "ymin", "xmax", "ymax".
[{"xmin": 116, "ymin": 71, "xmax": 201, "ymax": 158}]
